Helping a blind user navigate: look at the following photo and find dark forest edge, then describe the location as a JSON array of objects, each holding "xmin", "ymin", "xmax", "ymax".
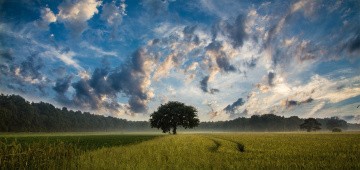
[{"xmin": 0, "ymin": 94, "xmax": 359, "ymax": 132}]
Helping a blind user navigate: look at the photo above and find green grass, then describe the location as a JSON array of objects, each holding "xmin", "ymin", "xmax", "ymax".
[
  {"xmin": 79, "ymin": 132, "xmax": 360, "ymax": 169},
  {"xmin": 0, "ymin": 133, "xmax": 160, "ymax": 169},
  {"xmin": 1, "ymin": 132, "xmax": 360, "ymax": 169}
]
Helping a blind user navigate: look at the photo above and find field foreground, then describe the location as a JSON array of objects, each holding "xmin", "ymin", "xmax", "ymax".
[{"xmin": 1, "ymin": 132, "xmax": 360, "ymax": 169}]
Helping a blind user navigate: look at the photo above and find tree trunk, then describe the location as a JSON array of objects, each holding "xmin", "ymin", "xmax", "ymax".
[{"xmin": 172, "ymin": 126, "xmax": 177, "ymax": 134}]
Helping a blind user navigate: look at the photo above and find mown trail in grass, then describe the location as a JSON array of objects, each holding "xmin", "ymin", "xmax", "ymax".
[{"xmin": 80, "ymin": 133, "xmax": 360, "ymax": 169}]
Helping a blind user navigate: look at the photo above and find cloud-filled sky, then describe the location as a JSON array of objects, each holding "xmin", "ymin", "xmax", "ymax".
[{"xmin": 0, "ymin": 0, "xmax": 359, "ymax": 122}]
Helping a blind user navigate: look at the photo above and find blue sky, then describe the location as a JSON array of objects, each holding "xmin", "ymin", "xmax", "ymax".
[{"xmin": 0, "ymin": 0, "xmax": 359, "ymax": 122}]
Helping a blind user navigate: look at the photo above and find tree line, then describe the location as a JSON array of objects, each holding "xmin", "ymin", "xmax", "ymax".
[
  {"xmin": 0, "ymin": 94, "xmax": 149, "ymax": 132},
  {"xmin": 0, "ymin": 94, "xmax": 357, "ymax": 132},
  {"xmin": 198, "ymin": 114, "xmax": 351, "ymax": 132}
]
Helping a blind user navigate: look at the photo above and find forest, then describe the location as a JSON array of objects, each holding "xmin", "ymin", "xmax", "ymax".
[{"xmin": 0, "ymin": 94, "xmax": 356, "ymax": 132}]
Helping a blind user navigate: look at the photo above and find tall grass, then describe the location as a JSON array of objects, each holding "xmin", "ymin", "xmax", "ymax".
[
  {"xmin": 79, "ymin": 132, "xmax": 360, "ymax": 169},
  {"xmin": 0, "ymin": 134, "xmax": 160, "ymax": 169},
  {"xmin": 0, "ymin": 140, "xmax": 80, "ymax": 169},
  {"xmin": 1, "ymin": 133, "xmax": 359, "ymax": 169}
]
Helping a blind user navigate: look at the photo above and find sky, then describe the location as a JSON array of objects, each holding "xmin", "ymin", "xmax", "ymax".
[{"xmin": 0, "ymin": 0, "xmax": 359, "ymax": 123}]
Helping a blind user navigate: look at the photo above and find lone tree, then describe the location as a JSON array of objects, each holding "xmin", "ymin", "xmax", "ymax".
[
  {"xmin": 150, "ymin": 101, "xmax": 200, "ymax": 134},
  {"xmin": 300, "ymin": 118, "xmax": 321, "ymax": 132}
]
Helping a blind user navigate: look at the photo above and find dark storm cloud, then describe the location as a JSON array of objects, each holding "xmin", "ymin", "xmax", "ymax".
[
  {"xmin": 200, "ymin": 76, "xmax": 209, "ymax": 93},
  {"xmin": 53, "ymin": 75, "xmax": 73, "ymax": 94},
  {"xmin": 224, "ymin": 98, "xmax": 245, "ymax": 114},
  {"xmin": 268, "ymin": 72, "xmax": 275, "ymax": 86},
  {"xmin": 212, "ymin": 14, "xmax": 247, "ymax": 48}
]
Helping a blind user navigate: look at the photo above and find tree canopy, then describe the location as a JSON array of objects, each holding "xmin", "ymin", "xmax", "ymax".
[
  {"xmin": 149, "ymin": 101, "xmax": 200, "ymax": 134},
  {"xmin": 300, "ymin": 118, "xmax": 322, "ymax": 132}
]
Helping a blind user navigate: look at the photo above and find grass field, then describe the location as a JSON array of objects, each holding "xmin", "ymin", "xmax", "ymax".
[{"xmin": 1, "ymin": 132, "xmax": 360, "ymax": 169}]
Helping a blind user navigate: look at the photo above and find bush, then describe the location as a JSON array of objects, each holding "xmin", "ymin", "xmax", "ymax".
[{"xmin": 332, "ymin": 128, "xmax": 342, "ymax": 132}]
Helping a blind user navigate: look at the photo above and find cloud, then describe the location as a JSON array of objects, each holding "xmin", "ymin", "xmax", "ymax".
[
  {"xmin": 205, "ymin": 40, "xmax": 237, "ymax": 73},
  {"xmin": 210, "ymin": 88, "xmax": 219, "ymax": 94},
  {"xmin": 142, "ymin": 0, "xmax": 171, "ymax": 16},
  {"xmin": 37, "ymin": 7, "xmax": 57, "ymax": 29},
  {"xmin": 216, "ymin": 56, "xmax": 236, "ymax": 72},
  {"xmin": 50, "ymin": 47, "xmax": 155, "ymax": 114},
  {"xmin": 18, "ymin": 53, "xmax": 44, "ymax": 82},
  {"xmin": 224, "ymin": 98, "xmax": 245, "ymax": 114},
  {"xmin": 213, "ymin": 14, "xmax": 248, "ymax": 48},
  {"xmin": 80, "ymin": 42, "xmax": 117, "ymax": 56},
  {"xmin": 56, "ymin": 51, "xmax": 83, "ymax": 71},
  {"xmin": 153, "ymin": 53, "xmax": 176, "ymax": 80},
  {"xmin": 53, "ymin": 75, "xmax": 73, "ymax": 94},
  {"xmin": 183, "ymin": 25, "xmax": 200, "ymax": 44},
  {"xmin": 0, "ymin": 49, "xmax": 14, "ymax": 61},
  {"xmin": 0, "ymin": 51, "xmax": 50, "ymax": 93},
  {"xmin": 42, "ymin": 0, "xmax": 102, "ymax": 36},
  {"xmin": 72, "ymin": 79, "xmax": 101, "ymax": 109},
  {"xmin": 282, "ymin": 97, "xmax": 313, "ymax": 108},
  {"xmin": 107, "ymin": 47, "xmax": 155, "ymax": 113},
  {"xmin": 100, "ymin": 0, "xmax": 127, "ymax": 37},
  {"xmin": 267, "ymin": 71, "xmax": 275, "ymax": 86},
  {"xmin": 100, "ymin": 0, "xmax": 126, "ymax": 26},
  {"xmin": 347, "ymin": 31, "xmax": 360, "ymax": 53},
  {"xmin": 200, "ymin": 76, "xmax": 209, "ymax": 93},
  {"xmin": 89, "ymin": 67, "xmax": 114, "ymax": 95},
  {"xmin": 283, "ymin": 37, "xmax": 297, "ymax": 47},
  {"xmin": 41, "ymin": 7, "xmax": 57, "ymax": 23},
  {"xmin": 245, "ymin": 74, "xmax": 360, "ymax": 119},
  {"xmin": 342, "ymin": 115, "xmax": 360, "ymax": 123}
]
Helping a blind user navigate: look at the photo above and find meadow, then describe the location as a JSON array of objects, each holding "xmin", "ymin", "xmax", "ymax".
[{"xmin": 1, "ymin": 132, "xmax": 360, "ymax": 169}]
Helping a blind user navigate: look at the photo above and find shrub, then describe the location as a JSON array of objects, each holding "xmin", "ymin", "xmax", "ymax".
[{"xmin": 332, "ymin": 128, "xmax": 342, "ymax": 132}]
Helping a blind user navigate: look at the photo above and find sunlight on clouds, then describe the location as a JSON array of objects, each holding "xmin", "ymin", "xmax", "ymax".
[
  {"xmin": 1, "ymin": 0, "xmax": 359, "ymax": 121},
  {"xmin": 41, "ymin": 7, "xmax": 57, "ymax": 23}
]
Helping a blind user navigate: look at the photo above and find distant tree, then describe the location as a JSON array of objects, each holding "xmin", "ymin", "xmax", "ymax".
[
  {"xmin": 300, "ymin": 118, "xmax": 321, "ymax": 132},
  {"xmin": 149, "ymin": 101, "xmax": 200, "ymax": 134},
  {"xmin": 326, "ymin": 117, "xmax": 347, "ymax": 131},
  {"xmin": 332, "ymin": 127, "xmax": 342, "ymax": 132}
]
